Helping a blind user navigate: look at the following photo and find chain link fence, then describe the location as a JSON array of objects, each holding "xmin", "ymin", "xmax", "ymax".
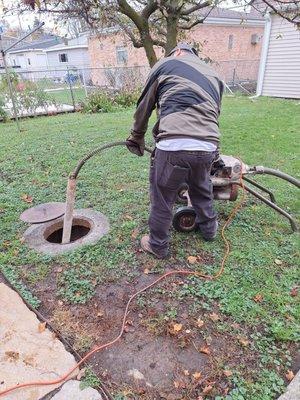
[
  {"xmin": 213, "ymin": 59, "xmax": 260, "ymax": 92},
  {"xmin": 0, "ymin": 59, "xmax": 259, "ymax": 120}
]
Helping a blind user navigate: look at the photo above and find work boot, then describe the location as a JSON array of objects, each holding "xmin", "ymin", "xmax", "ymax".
[
  {"xmin": 201, "ymin": 221, "xmax": 219, "ymax": 242},
  {"xmin": 140, "ymin": 235, "xmax": 167, "ymax": 259}
]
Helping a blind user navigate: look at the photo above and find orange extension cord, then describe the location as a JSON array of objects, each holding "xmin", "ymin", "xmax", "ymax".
[{"xmin": 0, "ymin": 178, "xmax": 246, "ymax": 398}]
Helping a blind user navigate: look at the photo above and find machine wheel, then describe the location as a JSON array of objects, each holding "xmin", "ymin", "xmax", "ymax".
[
  {"xmin": 177, "ymin": 183, "xmax": 189, "ymax": 204},
  {"xmin": 173, "ymin": 207, "xmax": 197, "ymax": 232}
]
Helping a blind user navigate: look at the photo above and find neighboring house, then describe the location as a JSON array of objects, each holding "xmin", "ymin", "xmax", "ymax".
[
  {"xmin": 44, "ymin": 33, "xmax": 91, "ymax": 81},
  {"xmin": 6, "ymin": 36, "xmax": 62, "ymax": 77},
  {"xmin": 0, "ymin": 33, "xmax": 26, "ymax": 69},
  {"xmin": 256, "ymin": 12, "xmax": 300, "ymax": 99},
  {"xmin": 88, "ymin": 7, "xmax": 265, "ymax": 86}
]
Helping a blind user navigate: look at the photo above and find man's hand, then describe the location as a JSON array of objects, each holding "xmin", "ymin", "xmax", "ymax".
[{"xmin": 126, "ymin": 134, "xmax": 145, "ymax": 157}]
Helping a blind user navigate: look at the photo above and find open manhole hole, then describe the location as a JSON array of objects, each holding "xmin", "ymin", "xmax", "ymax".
[
  {"xmin": 44, "ymin": 218, "xmax": 91, "ymax": 244},
  {"xmin": 22, "ymin": 209, "xmax": 109, "ymax": 255}
]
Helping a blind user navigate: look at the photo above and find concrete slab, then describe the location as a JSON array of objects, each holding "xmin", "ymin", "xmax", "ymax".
[
  {"xmin": 0, "ymin": 283, "xmax": 78, "ymax": 400},
  {"xmin": 278, "ymin": 370, "xmax": 300, "ymax": 400},
  {"xmin": 50, "ymin": 380, "xmax": 102, "ymax": 400}
]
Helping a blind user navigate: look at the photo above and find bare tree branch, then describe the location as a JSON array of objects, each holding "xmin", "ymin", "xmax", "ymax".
[
  {"xmin": 178, "ymin": 18, "xmax": 205, "ymax": 29},
  {"xmin": 181, "ymin": 0, "xmax": 213, "ymax": 16},
  {"xmin": 262, "ymin": 0, "xmax": 300, "ymax": 27},
  {"xmin": 141, "ymin": 0, "xmax": 158, "ymax": 18}
]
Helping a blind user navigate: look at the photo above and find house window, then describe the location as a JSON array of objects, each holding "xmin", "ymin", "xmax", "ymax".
[
  {"xmin": 27, "ymin": 58, "xmax": 31, "ymax": 65},
  {"xmin": 59, "ymin": 53, "xmax": 68, "ymax": 63},
  {"xmin": 116, "ymin": 46, "xmax": 128, "ymax": 64},
  {"xmin": 228, "ymin": 35, "xmax": 234, "ymax": 50}
]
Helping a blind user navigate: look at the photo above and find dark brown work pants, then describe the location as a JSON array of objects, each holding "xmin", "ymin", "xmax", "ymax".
[{"xmin": 149, "ymin": 148, "xmax": 217, "ymax": 257}]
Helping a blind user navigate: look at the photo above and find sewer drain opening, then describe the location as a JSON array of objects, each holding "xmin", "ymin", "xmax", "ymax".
[{"xmin": 44, "ymin": 218, "xmax": 91, "ymax": 244}]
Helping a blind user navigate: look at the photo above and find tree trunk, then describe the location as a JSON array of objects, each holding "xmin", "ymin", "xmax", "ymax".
[
  {"xmin": 140, "ymin": 29, "xmax": 158, "ymax": 67},
  {"xmin": 165, "ymin": 15, "xmax": 179, "ymax": 55}
]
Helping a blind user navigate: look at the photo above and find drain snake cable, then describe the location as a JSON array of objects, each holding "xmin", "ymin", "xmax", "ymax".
[{"xmin": 0, "ymin": 143, "xmax": 246, "ymax": 398}]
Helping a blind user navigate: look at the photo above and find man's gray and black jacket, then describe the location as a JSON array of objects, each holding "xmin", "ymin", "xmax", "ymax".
[{"xmin": 131, "ymin": 53, "xmax": 224, "ymax": 147}]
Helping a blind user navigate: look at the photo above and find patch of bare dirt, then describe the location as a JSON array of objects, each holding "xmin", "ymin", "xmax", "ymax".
[{"xmin": 22, "ymin": 266, "xmax": 257, "ymax": 398}]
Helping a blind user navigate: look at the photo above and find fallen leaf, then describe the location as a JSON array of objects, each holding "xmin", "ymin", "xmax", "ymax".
[
  {"xmin": 38, "ymin": 322, "xmax": 46, "ymax": 333},
  {"xmin": 174, "ymin": 380, "xmax": 180, "ymax": 389},
  {"xmin": 123, "ymin": 214, "xmax": 133, "ymax": 220},
  {"xmin": 143, "ymin": 268, "xmax": 150, "ymax": 274},
  {"xmin": 121, "ymin": 389, "xmax": 133, "ymax": 396},
  {"xmin": 21, "ymin": 193, "xmax": 33, "ymax": 203},
  {"xmin": 290, "ymin": 287, "xmax": 299, "ymax": 297},
  {"xmin": 187, "ymin": 256, "xmax": 197, "ymax": 264},
  {"xmin": 183, "ymin": 369, "xmax": 190, "ymax": 376},
  {"xmin": 253, "ymin": 294, "xmax": 263, "ymax": 303},
  {"xmin": 200, "ymin": 346, "xmax": 211, "ymax": 355},
  {"xmin": 205, "ymin": 335, "xmax": 213, "ymax": 345},
  {"xmin": 202, "ymin": 385, "xmax": 213, "ymax": 395},
  {"xmin": 209, "ymin": 312, "xmax": 220, "ymax": 322},
  {"xmin": 238, "ymin": 337, "xmax": 250, "ymax": 347},
  {"xmin": 173, "ymin": 323, "xmax": 183, "ymax": 332},
  {"xmin": 274, "ymin": 258, "xmax": 283, "ymax": 265},
  {"xmin": 185, "ymin": 329, "xmax": 191, "ymax": 334},
  {"xmin": 76, "ymin": 368, "xmax": 86, "ymax": 380},
  {"xmin": 173, "ymin": 380, "xmax": 186, "ymax": 389},
  {"xmin": 196, "ymin": 318, "xmax": 205, "ymax": 328},
  {"xmin": 131, "ymin": 228, "xmax": 139, "ymax": 239},
  {"xmin": 285, "ymin": 314, "xmax": 294, "ymax": 321},
  {"xmin": 192, "ymin": 371, "xmax": 202, "ymax": 380},
  {"xmin": 285, "ymin": 370, "xmax": 294, "ymax": 381},
  {"xmin": 224, "ymin": 370, "xmax": 233, "ymax": 377}
]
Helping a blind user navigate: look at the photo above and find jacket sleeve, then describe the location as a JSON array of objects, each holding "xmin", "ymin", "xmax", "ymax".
[{"xmin": 131, "ymin": 70, "xmax": 159, "ymax": 139}]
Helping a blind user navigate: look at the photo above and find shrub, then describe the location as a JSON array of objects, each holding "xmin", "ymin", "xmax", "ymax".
[
  {"xmin": 0, "ymin": 97, "xmax": 8, "ymax": 122},
  {"xmin": 82, "ymin": 88, "xmax": 140, "ymax": 114},
  {"xmin": 114, "ymin": 89, "xmax": 140, "ymax": 107},
  {"xmin": 0, "ymin": 72, "xmax": 52, "ymax": 117},
  {"xmin": 82, "ymin": 91, "xmax": 117, "ymax": 113}
]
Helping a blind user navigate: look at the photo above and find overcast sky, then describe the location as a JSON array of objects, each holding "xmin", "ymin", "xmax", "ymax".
[{"xmin": 0, "ymin": 1, "xmax": 63, "ymax": 35}]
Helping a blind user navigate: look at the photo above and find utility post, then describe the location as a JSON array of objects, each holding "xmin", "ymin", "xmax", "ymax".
[
  {"xmin": 67, "ymin": 66, "xmax": 76, "ymax": 111},
  {"xmin": 1, "ymin": 50, "xmax": 21, "ymax": 133},
  {"xmin": 0, "ymin": 22, "xmax": 45, "ymax": 133},
  {"xmin": 0, "ymin": 27, "xmax": 20, "ymax": 132}
]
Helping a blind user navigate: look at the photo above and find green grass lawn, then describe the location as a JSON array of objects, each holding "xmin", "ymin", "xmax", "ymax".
[
  {"xmin": 47, "ymin": 87, "xmax": 86, "ymax": 106},
  {"xmin": 0, "ymin": 96, "xmax": 299, "ymax": 399}
]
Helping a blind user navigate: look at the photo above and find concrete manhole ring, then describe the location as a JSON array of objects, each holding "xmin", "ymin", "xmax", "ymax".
[{"xmin": 22, "ymin": 208, "xmax": 110, "ymax": 255}]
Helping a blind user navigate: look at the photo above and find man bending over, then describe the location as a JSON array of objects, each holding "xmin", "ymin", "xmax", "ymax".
[{"xmin": 126, "ymin": 43, "xmax": 224, "ymax": 259}]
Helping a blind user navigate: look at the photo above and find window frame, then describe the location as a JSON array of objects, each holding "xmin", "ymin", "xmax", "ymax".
[
  {"xmin": 228, "ymin": 34, "xmax": 234, "ymax": 50},
  {"xmin": 59, "ymin": 53, "xmax": 68, "ymax": 63},
  {"xmin": 116, "ymin": 46, "xmax": 128, "ymax": 64}
]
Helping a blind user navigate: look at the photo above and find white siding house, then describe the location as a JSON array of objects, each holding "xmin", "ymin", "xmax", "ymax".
[
  {"xmin": 44, "ymin": 39, "xmax": 91, "ymax": 82},
  {"xmin": 7, "ymin": 49, "xmax": 47, "ymax": 70},
  {"xmin": 257, "ymin": 13, "xmax": 300, "ymax": 99},
  {"xmin": 45, "ymin": 44, "xmax": 90, "ymax": 70}
]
